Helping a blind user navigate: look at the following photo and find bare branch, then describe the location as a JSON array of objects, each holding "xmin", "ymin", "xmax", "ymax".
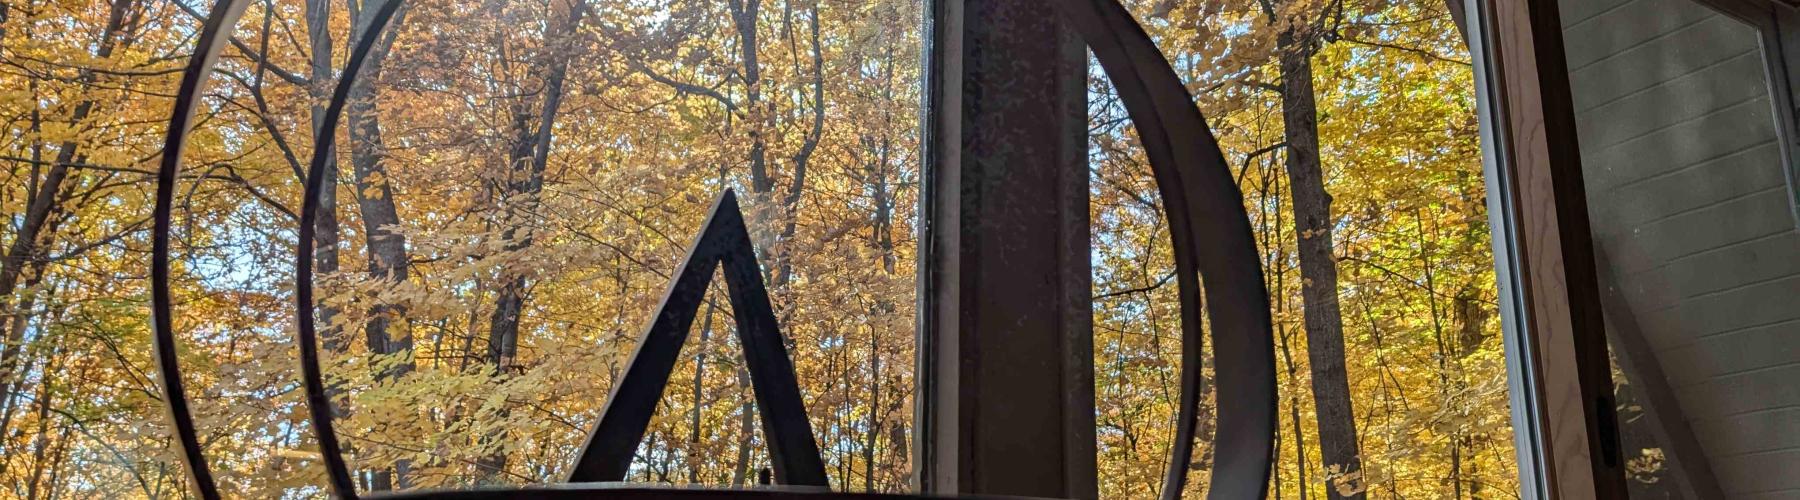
[{"xmin": 168, "ymin": 0, "xmax": 312, "ymax": 86}]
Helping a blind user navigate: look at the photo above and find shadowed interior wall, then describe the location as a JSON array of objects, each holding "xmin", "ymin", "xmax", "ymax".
[{"xmin": 1559, "ymin": 0, "xmax": 1800, "ymax": 495}]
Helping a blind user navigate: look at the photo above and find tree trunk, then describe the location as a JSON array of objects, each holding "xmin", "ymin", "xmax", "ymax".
[
  {"xmin": 0, "ymin": 265, "xmax": 47, "ymax": 443},
  {"xmin": 862, "ymin": 68, "xmax": 896, "ymax": 488},
  {"xmin": 730, "ymin": 0, "xmax": 769, "ymax": 194},
  {"xmin": 1279, "ymin": 326, "xmax": 1310, "ymax": 500},
  {"xmin": 478, "ymin": 0, "xmax": 587, "ymax": 482},
  {"xmin": 864, "ymin": 330, "xmax": 880, "ymax": 492},
  {"xmin": 689, "ymin": 302, "xmax": 714, "ymax": 484},
  {"xmin": 344, "ymin": 0, "xmax": 415, "ymax": 488},
  {"xmin": 731, "ymin": 365, "xmax": 755, "ymax": 487},
  {"xmin": 0, "ymin": 0, "xmax": 125, "ymax": 316},
  {"xmin": 39, "ymin": 423, "xmax": 72, "ymax": 500},
  {"xmin": 773, "ymin": 1, "xmax": 823, "ymax": 289},
  {"xmin": 347, "ymin": 0, "xmax": 414, "ymax": 372},
  {"xmin": 0, "ymin": 0, "xmax": 132, "ymax": 443},
  {"xmin": 306, "ymin": 0, "xmax": 345, "ymax": 353},
  {"xmin": 484, "ymin": 0, "xmax": 586, "ymax": 369},
  {"xmin": 1278, "ymin": 28, "xmax": 1365, "ymax": 500},
  {"xmin": 23, "ymin": 343, "xmax": 63, "ymax": 500},
  {"xmin": 303, "ymin": 1, "xmax": 359, "ymax": 484}
]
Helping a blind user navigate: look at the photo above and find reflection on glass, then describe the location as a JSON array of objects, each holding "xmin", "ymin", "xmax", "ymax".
[
  {"xmin": 1093, "ymin": 1, "xmax": 1516, "ymax": 498},
  {"xmin": 0, "ymin": 0, "xmax": 921, "ymax": 495},
  {"xmin": 1563, "ymin": 0, "xmax": 1800, "ymax": 496}
]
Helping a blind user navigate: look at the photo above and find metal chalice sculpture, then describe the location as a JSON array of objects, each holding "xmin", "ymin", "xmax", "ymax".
[{"xmin": 150, "ymin": 0, "xmax": 1277, "ymax": 498}]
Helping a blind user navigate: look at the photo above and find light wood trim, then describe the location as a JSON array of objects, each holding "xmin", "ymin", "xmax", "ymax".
[{"xmin": 1469, "ymin": 0, "xmax": 1630, "ymax": 497}]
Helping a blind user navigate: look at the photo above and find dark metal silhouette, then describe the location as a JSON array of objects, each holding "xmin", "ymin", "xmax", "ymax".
[
  {"xmin": 1043, "ymin": 2, "xmax": 1278, "ymax": 498},
  {"xmin": 150, "ymin": 0, "xmax": 1276, "ymax": 497},
  {"xmin": 564, "ymin": 190, "xmax": 828, "ymax": 487},
  {"xmin": 151, "ymin": 0, "xmax": 255, "ymax": 498},
  {"xmin": 294, "ymin": 0, "xmax": 408, "ymax": 495}
]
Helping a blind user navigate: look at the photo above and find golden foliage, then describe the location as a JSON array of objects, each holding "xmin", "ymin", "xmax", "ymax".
[{"xmin": 0, "ymin": 0, "xmax": 1515, "ymax": 497}]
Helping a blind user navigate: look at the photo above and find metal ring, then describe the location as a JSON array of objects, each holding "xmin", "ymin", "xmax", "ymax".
[
  {"xmin": 154, "ymin": 0, "xmax": 404, "ymax": 497},
  {"xmin": 296, "ymin": 0, "xmax": 408, "ymax": 497},
  {"xmin": 153, "ymin": 1, "xmax": 1274, "ymax": 498},
  {"xmin": 1048, "ymin": 1, "xmax": 1279, "ymax": 498},
  {"xmin": 152, "ymin": 0, "xmax": 255, "ymax": 497}
]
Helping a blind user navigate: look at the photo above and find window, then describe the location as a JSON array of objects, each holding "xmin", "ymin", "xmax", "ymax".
[
  {"xmin": 18, "ymin": 0, "xmax": 1713, "ymax": 496},
  {"xmin": 4, "ymin": 0, "xmax": 924, "ymax": 495},
  {"xmin": 1084, "ymin": 1, "xmax": 1516, "ymax": 498},
  {"xmin": 1560, "ymin": 0, "xmax": 1800, "ymax": 496}
]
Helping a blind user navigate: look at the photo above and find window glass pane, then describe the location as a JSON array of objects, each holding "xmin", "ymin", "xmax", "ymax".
[
  {"xmin": 1095, "ymin": 1, "xmax": 1517, "ymax": 497},
  {"xmin": 1561, "ymin": 0, "xmax": 1800, "ymax": 496},
  {"xmin": 0, "ymin": 0, "xmax": 922, "ymax": 495}
]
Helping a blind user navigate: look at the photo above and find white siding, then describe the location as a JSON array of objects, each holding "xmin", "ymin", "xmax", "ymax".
[{"xmin": 1562, "ymin": 0, "xmax": 1800, "ymax": 496}]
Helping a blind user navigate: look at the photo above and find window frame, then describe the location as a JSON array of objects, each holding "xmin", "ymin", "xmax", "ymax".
[
  {"xmin": 1465, "ymin": 0, "xmax": 1629, "ymax": 497},
  {"xmin": 921, "ymin": 0, "xmax": 1788, "ymax": 497},
  {"xmin": 1471, "ymin": 0, "xmax": 1800, "ymax": 498}
]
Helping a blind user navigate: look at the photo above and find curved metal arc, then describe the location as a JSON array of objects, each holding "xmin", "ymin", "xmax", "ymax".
[
  {"xmin": 1046, "ymin": 1, "xmax": 1279, "ymax": 498},
  {"xmin": 153, "ymin": 1, "xmax": 1267, "ymax": 499},
  {"xmin": 152, "ymin": 0, "xmax": 253, "ymax": 497},
  {"xmin": 295, "ymin": 0, "xmax": 407, "ymax": 497}
]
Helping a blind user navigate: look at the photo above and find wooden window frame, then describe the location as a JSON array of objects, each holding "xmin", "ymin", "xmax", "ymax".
[
  {"xmin": 914, "ymin": 1, "xmax": 1097, "ymax": 497},
  {"xmin": 1475, "ymin": 0, "xmax": 1800, "ymax": 497},
  {"xmin": 1465, "ymin": 0, "xmax": 1631, "ymax": 497},
  {"xmin": 919, "ymin": 0, "xmax": 1762, "ymax": 497}
]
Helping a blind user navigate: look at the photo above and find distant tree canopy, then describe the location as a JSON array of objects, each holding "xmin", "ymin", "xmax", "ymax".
[{"xmin": 0, "ymin": 0, "xmax": 1515, "ymax": 498}]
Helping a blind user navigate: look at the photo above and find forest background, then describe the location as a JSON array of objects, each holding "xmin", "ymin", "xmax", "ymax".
[{"xmin": 0, "ymin": 0, "xmax": 1521, "ymax": 497}]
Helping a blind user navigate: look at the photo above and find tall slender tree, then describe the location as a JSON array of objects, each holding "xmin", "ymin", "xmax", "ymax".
[
  {"xmin": 1272, "ymin": 5, "xmax": 1367, "ymax": 497},
  {"xmin": 0, "ymin": 0, "xmax": 135, "ymax": 443},
  {"xmin": 477, "ymin": 0, "xmax": 588, "ymax": 481},
  {"xmin": 344, "ymin": 0, "xmax": 418, "ymax": 488}
]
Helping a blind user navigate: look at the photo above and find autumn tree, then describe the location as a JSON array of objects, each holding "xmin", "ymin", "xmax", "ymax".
[
  {"xmin": 0, "ymin": 0, "xmax": 1511, "ymax": 497},
  {"xmin": 1268, "ymin": 1, "xmax": 1368, "ymax": 497},
  {"xmin": 1099, "ymin": 0, "xmax": 1507, "ymax": 498}
]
